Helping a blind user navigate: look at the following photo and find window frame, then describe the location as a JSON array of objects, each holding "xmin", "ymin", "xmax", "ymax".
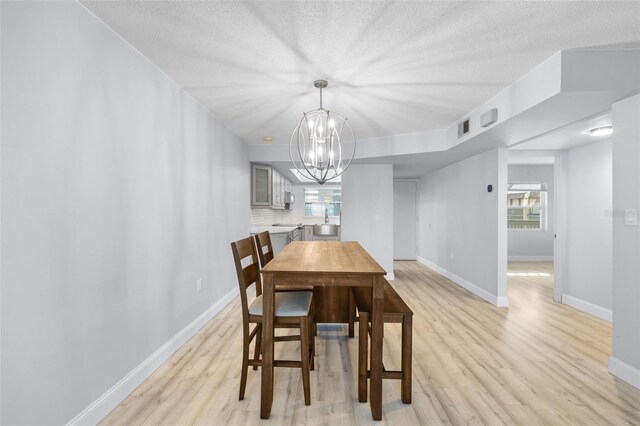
[
  {"xmin": 507, "ymin": 182, "xmax": 548, "ymax": 232},
  {"xmin": 303, "ymin": 187, "xmax": 341, "ymax": 218}
]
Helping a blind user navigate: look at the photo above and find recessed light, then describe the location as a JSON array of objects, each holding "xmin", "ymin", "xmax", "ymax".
[
  {"xmin": 589, "ymin": 126, "xmax": 613, "ymax": 136},
  {"xmin": 263, "ymin": 136, "xmax": 273, "ymax": 143}
]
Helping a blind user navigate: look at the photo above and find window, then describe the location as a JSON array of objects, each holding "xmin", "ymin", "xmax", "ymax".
[
  {"xmin": 507, "ymin": 183, "xmax": 547, "ymax": 230},
  {"xmin": 304, "ymin": 187, "xmax": 341, "ymax": 217}
]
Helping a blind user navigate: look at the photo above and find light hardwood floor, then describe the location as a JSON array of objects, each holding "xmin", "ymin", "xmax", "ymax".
[{"xmin": 101, "ymin": 261, "xmax": 640, "ymax": 425}]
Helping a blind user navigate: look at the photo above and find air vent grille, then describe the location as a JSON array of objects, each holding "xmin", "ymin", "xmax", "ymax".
[{"xmin": 457, "ymin": 119, "xmax": 470, "ymax": 138}]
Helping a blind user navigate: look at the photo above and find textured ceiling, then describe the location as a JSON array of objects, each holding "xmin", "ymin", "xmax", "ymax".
[{"xmin": 81, "ymin": 1, "xmax": 640, "ymax": 145}]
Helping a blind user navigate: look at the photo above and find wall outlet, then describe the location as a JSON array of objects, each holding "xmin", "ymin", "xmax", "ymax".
[
  {"xmin": 196, "ymin": 278, "xmax": 202, "ymax": 293},
  {"xmin": 450, "ymin": 252, "xmax": 454, "ymax": 260}
]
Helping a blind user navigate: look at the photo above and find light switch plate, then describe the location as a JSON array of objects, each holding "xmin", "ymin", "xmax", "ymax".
[{"xmin": 624, "ymin": 208, "xmax": 638, "ymax": 226}]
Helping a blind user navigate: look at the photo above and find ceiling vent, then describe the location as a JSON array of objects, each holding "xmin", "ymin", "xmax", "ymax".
[{"xmin": 457, "ymin": 119, "xmax": 470, "ymax": 138}]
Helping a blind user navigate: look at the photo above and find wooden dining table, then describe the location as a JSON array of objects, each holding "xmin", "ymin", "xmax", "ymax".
[{"xmin": 260, "ymin": 240, "xmax": 387, "ymax": 420}]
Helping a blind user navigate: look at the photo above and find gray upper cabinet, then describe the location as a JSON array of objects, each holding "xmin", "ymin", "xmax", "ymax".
[
  {"xmin": 272, "ymin": 169, "xmax": 288, "ymax": 209},
  {"xmin": 252, "ymin": 163, "xmax": 291, "ymax": 209},
  {"xmin": 272, "ymin": 170, "xmax": 280, "ymax": 207},
  {"xmin": 251, "ymin": 163, "xmax": 272, "ymax": 206}
]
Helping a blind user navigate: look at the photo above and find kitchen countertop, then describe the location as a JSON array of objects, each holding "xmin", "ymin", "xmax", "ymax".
[{"xmin": 250, "ymin": 226, "xmax": 299, "ymax": 235}]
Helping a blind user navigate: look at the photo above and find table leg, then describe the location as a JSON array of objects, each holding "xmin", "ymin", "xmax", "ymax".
[
  {"xmin": 369, "ymin": 275, "xmax": 384, "ymax": 420},
  {"xmin": 260, "ymin": 273, "xmax": 275, "ymax": 419}
]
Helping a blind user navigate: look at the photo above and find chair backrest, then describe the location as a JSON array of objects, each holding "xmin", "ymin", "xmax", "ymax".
[
  {"xmin": 254, "ymin": 231, "xmax": 274, "ymax": 268},
  {"xmin": 231, "ymin": 236, "xmax": 262, "ymax": 320}
]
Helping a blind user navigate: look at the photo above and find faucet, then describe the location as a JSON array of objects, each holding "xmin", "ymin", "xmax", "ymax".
[{"xmin": 325, "ymin": 208, "xmax": 329, "ymax": 224}]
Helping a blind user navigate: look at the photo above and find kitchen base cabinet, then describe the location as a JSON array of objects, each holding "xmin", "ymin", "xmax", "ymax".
[
  {"xmin": 303, "ymin": 226, "xmax": 313, "ymax": 241},
  {"xmin": 270, "ymin": 233, "xmax": 288, "ymax": 255}
]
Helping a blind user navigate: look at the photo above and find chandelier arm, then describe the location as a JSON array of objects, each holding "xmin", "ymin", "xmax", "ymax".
[
  {"xmin": 319, "ymin": 110, "xmax": 331, "ymax": 183},
  {"xmin": 298, "ymin": 112, "xmax": 322, "ymax": 181},
  {"xmin": 329, "ymin": 128, "xmax": 335, "ymax": 169},
  {"xmin": 291, "ymin": 116, "xmax": 309, "ymax": 177},
  {"xmin": 334, "ymin": 115, "xmax": 346, "ymax": 172},
  {"xmin": 337, "ymin": 135, "xmax": 343, "ymax": 173},
  {"xmin": 290, "ymin": 122, "xmax": 309, "ymax": 178},
  {"xmin": 297, "ymin": 114, "xmax": 309, "ymax": 172},
  {"xmin": 340, "ymin": 120, "xmax": 356, "ymax": 175}
]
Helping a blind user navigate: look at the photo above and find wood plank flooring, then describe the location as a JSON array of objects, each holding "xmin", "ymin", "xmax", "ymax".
[{"xmin": 100, "ymin": 261, "xmax": 640, "ymax": 425}]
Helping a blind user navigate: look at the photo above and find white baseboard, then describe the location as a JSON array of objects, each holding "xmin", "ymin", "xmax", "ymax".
[
  {"xmin": 507, "ymin": 256, "xmax": 554, "ymax": 261},
  {"xmin": 495, "ymin": 296, "xmax": 509, "ymax": 308},
  {"xmin": 416, "ymin": 256, "xmax": 508, "ymax": 308},
  {"xmin": 609, "ymin": 356, "xmax": 640, "ymax": 390},
  {"xmin": 386, "ymin": 272, "xmax": 395, "ymax": 281},
  {"xmin": 67, "ymin": 287, "xmax": 239, "ymax": 426},
  {"xmin": 562, "ymin": 294, "xmax": 612, "ymax": 322}
]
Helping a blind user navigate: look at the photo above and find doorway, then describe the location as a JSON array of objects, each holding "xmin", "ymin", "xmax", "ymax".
[
  {"xmin": 506, "ymin": 161, "xmax": 557, "ymax": 300},
  {"xmin": 393, "ymin": 180, "xmax": 417, "ymax": 260}
]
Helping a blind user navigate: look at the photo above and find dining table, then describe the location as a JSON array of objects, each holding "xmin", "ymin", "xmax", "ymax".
[{"xmin": 260, "ymin": 240, "xmax": 387, "ymax": 420}]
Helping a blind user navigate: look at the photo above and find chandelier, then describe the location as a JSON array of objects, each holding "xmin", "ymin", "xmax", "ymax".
[{"xmin": 289, "ymin": 80, "xmax": 356, "ymax": 184}]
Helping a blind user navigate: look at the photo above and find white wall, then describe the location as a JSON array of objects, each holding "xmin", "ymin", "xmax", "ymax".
[
  {"xmin": 341, "ymin": 165, "xmax": 394, "ymax": 279},
  {"xmin": 563, "ymin": 140, "xmax": 612, "ymax": 319},
  {"xmin": 507, "ymin": 165, "xmax": 555, "ymax": 260},
  {"xmin": 609, "ymin": 93, "xmax": 640, "ymax": 389},
  {"xmin": 417, "ymin": 148, "xmax": 508, "ymax": 306},
  {"xmin": 1, "ymin": 2, "xmax": 249, "ymax": 424}
]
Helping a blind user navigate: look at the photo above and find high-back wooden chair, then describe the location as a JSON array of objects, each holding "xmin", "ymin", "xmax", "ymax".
[
  {"xmin": 254, "ymin": 231, "xmax": 314, "ymax": 292},
  {"xmin": 231, "ymin": 236, "xmax": 315, "ymax": 405},
  {"xmin": 254, "ymin": 230, "xmax": 275, "ymax": 268}
]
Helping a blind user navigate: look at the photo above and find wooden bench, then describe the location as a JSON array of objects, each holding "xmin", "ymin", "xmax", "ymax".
[{"xmin": 349, "ymin": 279, "xmax": 413, "ymax": 404}]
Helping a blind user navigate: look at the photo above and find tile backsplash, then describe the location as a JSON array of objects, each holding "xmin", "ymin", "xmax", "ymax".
[{"xmin": 250, "ymin": 208, "xmax": 294, "ymax": 226}]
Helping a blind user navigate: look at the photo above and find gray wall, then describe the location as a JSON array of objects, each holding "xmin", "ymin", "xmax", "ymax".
[
  {"xmin": 341, "ymin": 165, "xmax": 394, "ymax": 278},
  {"xmin": 1, "ymin": 2, "xmax": 249, "ymax": 424},
  {"xmin": 610, "ymin": 93, "xmax": 640, "ymax": 386},
  {"xmin": 565, "ymin": 140, "xmax": 613, "ymax": 313},
  {"xmin": 507, "ymin": 165, "xmax": 555, "ymax": 259},
  {"xmin": 417, "ymin": 148, "xmax": 508, "ymax": 305}
]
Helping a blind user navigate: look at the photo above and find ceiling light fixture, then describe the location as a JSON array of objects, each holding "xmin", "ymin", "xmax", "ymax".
[
  {"xmin": 290, "ymin": 80, "xmax": 356, "ymax": 185},
  {"xmin": 589, "ymin": 126, "xmax": 613, "ymax": 136},
  {"xmin": 263, "ymin": 136, "xmax": 273, "ymax": 142}
]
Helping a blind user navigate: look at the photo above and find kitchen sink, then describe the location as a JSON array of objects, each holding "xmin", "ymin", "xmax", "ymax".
[{"xmin": 313, "ymin": 224, "xmax": 339, "ymax": 237}]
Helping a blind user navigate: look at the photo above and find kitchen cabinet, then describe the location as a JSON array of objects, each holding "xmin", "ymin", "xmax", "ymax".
[
  {"xmin": 251, "ymin": 163, "xmax": 292, "ymax": 209},
  {"xmin": 303, "ymin": 225, "xmax": 313, "ymax": 241},
  {"xmin": 271, "ymin": 169, "xmax": 289, "ymax": 209},
  {"xmin": 272, "ymin": 170, "xmax": 281, "ymax": 208},
  {"xmin": 251, "ymin": 163, "xmax": 271, "ymax": 206},
  {"xmin": 270, "ymin": 232, "xmax": 287, "ymax": 255}
]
